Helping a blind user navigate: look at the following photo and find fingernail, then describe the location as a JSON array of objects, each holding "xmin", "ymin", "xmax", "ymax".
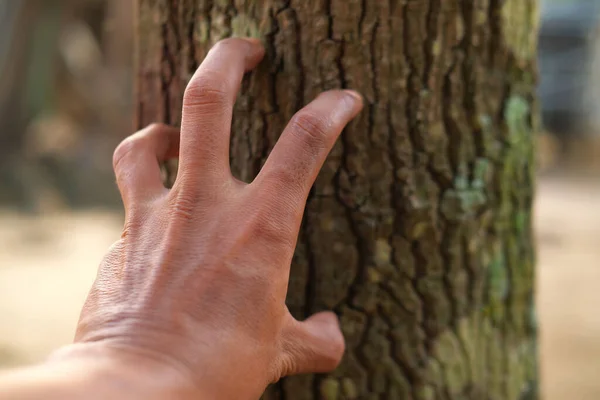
[{"xmin": 343, "ymin": 90, "xmax": 363, "ymax": 106}]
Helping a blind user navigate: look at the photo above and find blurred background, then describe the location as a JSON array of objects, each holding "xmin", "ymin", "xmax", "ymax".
[{"xmin": 0, "ymin": 0, "xmax": 599, "ymax": 398}]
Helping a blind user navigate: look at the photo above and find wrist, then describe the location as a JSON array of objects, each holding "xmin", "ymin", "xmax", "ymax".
[
  {"xmin": 46, "ymin": 342, "xmax": 201, "ymax": 400},
  {"xmin": 71, "ymin": 319, "xmax": 272, "ymax": 399}
]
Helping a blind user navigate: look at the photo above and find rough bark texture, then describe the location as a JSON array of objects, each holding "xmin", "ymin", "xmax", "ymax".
[{"xmin": 135, "ymin": 1, "xmax": 539, "ymax": 399}]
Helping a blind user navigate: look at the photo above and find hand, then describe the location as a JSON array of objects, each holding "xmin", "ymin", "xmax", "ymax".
[{"xmin": 68, "ymin": 38, "xmax": 363, "ymax": 399}]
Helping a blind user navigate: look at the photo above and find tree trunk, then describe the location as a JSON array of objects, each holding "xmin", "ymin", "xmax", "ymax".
[{"xmin": 135, "ymin": 1, "xmax": 539, "ymax": 399}]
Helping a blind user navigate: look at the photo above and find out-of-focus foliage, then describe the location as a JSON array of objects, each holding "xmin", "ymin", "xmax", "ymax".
[{"xmin": 0, "ymin": 0, "xmax": 133, "ymax": 211}]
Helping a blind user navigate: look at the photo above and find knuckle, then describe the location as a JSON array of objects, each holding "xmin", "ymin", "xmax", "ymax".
[
  {"xmin": 183, "ymin": 73, "xmax": 230, "ymax": 111},
  {"xmin": 248, "ymin": 206, "xmax": 295, "ymax": 248},
  {"xmin": 167, "ymin": 183, "xmax": 212, "ymax": 222},
  {"xmin": 259, "ymin": 167, "xmax": 307, "ymax": 208},
  {"xmin": 265, "ymin": 168, "xmax": 298, "ymax": 193},
  {"xmin": 288, "ymin": 112, "xmax": 330, "ymax": 148},
  {"xmin": 112, "ymin": 135, "xmax": 145, "ymax": 172},
  {"xmin": 168, "ymin": 190, "xmax": 197, "ymax": 222}
]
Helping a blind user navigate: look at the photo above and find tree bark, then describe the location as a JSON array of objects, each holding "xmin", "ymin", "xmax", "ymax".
[{"xmin": 135, "ymin": 1, "xmax": 539, "ymax": 399}]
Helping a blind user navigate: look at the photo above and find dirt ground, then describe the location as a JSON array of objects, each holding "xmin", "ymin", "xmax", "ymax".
[
  {"xmin": 0, "ymin": 176, "xmax": 599, "ymax": 399},
  {"xmin": 536, "ymin": 175, "xmax": 600, "ymax": 399}
]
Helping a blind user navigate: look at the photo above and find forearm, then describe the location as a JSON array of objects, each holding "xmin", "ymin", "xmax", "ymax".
[{"xmin": 0, "ymin": 344, "xmax": 198, "ymax": 400}]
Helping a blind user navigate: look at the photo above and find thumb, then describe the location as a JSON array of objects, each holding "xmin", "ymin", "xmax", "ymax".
[
  {"xmin": 279, "ymin": 311, "xmax": 345, "ymax": 377},
  {"xmin": 113, "ymin": 123, "xmax": 180, "ymax": 206}
]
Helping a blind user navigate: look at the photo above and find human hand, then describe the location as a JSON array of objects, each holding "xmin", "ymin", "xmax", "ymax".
[{"xmin": 68, "ymin": 38, "xmax": 363, "ymax": 399}]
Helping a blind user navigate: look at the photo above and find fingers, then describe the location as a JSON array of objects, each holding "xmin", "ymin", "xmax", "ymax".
[
  {"xmin": 254, "ymin": 90, "xmax": 363, "ymax": 208},
  {"xmin": 113, "ymin": 123, "xmax": 180, "ymax": 206},
  {"xmin": 279, "ymin": 312, "xmax": 345, "ymax": 377},
  {"xmin": 178, "ymin": 37, "xmax": 265, "ymax": 184}
]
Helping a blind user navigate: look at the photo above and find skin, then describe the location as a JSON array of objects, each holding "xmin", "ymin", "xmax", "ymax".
[{"xmin": 0, "ymin": 38, "xmax": 363, "ymax": 399}]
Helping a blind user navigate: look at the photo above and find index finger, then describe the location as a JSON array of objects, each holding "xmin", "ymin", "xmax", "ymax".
[{"xmin": 178, "ymin": 38, "xmax": 264, "ymax": 185}]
